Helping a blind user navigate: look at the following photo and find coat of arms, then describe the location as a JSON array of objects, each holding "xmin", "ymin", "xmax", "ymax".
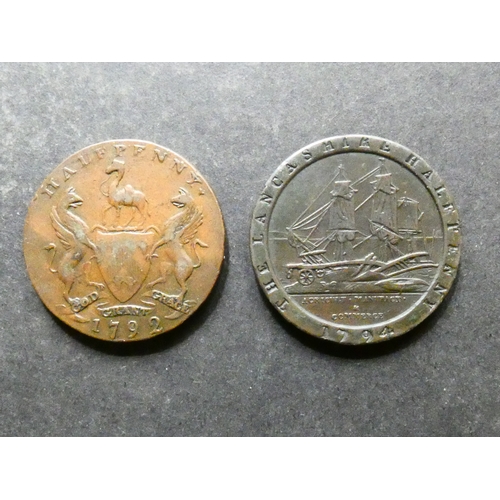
[{"xmin": 45, "ymin": 158, "xmax": 208, "ymax": 323}]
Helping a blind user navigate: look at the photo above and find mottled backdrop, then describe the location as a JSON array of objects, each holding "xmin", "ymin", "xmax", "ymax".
[{"xmin": 0, "ymin": 63, "xmax": 497, "ymax": 436}]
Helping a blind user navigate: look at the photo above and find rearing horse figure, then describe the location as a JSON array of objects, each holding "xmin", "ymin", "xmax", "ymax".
[{"xmin": 101, "ymin": 158, "xmax": 149, "ymax": 228}]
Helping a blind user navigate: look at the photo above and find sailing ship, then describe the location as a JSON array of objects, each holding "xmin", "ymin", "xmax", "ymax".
[{"xmin": 284, "ymin": 159, "xmax": 439, "ymax": 293}]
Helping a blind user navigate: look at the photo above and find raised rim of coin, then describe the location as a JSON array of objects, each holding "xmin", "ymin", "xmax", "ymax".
[
  {"xmin": 250, "ymin": 135, "xmax": 461, "ymax": 345},
  {"xmin": 24, "ymin": 140, "xmax": 225, "ymax": 342}
]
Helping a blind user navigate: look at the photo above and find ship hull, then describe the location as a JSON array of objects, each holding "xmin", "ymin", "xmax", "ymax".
[{"xmin": 284, "ymin": 252, "xmax": 437, "ymax": 294}]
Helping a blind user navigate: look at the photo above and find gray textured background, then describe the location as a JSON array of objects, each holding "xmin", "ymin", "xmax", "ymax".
[{"xmin": 0, "ymin": 63, "xmax": 498, "ymax": 436}]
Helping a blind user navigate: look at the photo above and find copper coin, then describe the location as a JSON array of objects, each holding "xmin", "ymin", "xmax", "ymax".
[
  {"xmin": 24, "ymin": 140, "xmax": 225, "ymax": 341},
  {"xmin": 251, "ymin": 135, "xmax": 461, "ymax": 345}
]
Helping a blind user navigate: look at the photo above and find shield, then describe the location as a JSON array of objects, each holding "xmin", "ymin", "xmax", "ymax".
[{"xmin": 94, "ymin": 230, "xmax": 156, "ymax": 302}]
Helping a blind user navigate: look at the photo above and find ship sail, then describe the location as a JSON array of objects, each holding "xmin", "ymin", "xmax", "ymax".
[
  {"xmin": 288, "ymin": 165, "xmax": 364, "ymax": 262},
  {"xmin": 367, "ymin": 158, "xmax": 403, "ymax": 262},
  {"xmin": 397, "ymin": 196, "xmax": 424, "ymax": 254},
  {"xmin": 370, "ymin": 159, "xmax": 399, "ymax": 239},
  {"xmin": 283, "ymin": 158, "xmax": 438, "ymax": 292},
  {"xmin": 286, "ymin": 160, "xmax": 430, "ymax": 263}
]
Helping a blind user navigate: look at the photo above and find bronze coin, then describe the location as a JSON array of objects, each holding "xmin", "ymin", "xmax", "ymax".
[
  {"xmin": 250, "ymin": 135, "xmax": 461, "ymax": 345},
  {"xmin": 24, "ymin": 140, "xmax": 225, "ymax": 342}
]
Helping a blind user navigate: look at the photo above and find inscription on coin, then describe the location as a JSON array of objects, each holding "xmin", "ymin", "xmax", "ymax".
[
  {"xmin": 251, "ymin": 135, "xmax": 460, "ymax": 345},
  {"xmin": 24, "ymin": 140, "xmax": 225, "ymax": 341}
]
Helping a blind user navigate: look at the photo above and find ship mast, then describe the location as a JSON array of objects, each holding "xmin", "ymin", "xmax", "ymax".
[
  {"xmin": 326, "ymin": 165, "xmax": 357, "ymax": 260},
  {"xmin": 369, "ymin": 158, "xmax": 402, "ymax": 260},
  {"xmin": 397, "ymin": 196, "xmax": 424, "ymax": 254}
]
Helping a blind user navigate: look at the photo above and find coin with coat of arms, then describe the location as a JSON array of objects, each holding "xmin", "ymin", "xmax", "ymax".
[
  {"xmin": 24, "ymin": 140, "xmax": 225, "ymax": 341},
  {"xmin": 250, "ymin": 135, "xmax": 461, "ymax": 345}
]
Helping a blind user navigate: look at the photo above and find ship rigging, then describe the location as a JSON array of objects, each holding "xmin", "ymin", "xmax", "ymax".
[{"xmin": 285, "ymin": 159, "xmax": 438, "ymax": 288}]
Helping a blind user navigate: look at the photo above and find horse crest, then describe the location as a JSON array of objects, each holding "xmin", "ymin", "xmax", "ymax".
[
  {"xmin": 90, "ymin": 158, "xmax": 157, "ymax": 302},
  {"xmin": 46, "ymin": 157, "xmax": 208, "ymax": 311}
]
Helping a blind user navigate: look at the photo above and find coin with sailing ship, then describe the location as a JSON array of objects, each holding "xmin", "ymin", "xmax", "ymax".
[
  {"xmin": 251, "ymin": 135, "xmax": 460, "ymax": 345},
  {"xmin": 24, "ymin": 140, "xmax": 225, "ymax": 342}
]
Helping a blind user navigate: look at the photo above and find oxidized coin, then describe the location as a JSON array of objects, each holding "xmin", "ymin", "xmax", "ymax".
[
  {"xmin": 251, "ymin": 135, "xmax": 460, "ymax": 345},
  {"xmin": 24, "ymin": 140, "xmax": 224, "ymax": 341}
]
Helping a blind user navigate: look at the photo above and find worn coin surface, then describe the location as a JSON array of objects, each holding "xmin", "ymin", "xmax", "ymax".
[
  {"xmin": 251, "ymin": 135, "xmax": 460, "ymax": 345},
  {"xmin": 24, "ymin": 140, "xmax": 224, "ymax": 341}
]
